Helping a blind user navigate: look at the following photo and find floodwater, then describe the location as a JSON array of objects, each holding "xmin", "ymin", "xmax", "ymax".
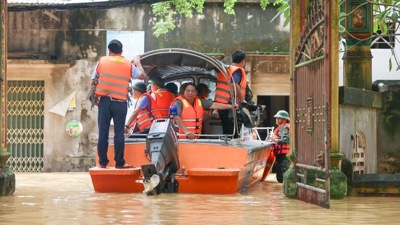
[{"xmin": 0, "ymin": 173, "xmax": 399, "ymax": 225}]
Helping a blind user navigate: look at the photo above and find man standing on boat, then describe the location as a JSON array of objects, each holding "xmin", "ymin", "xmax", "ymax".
[
  {"xmin": 269, "ymin": 110, "xmax": 291, "ymax": 183},
  {"xmin": 172, "ymin": 83, "xmax": 237, "ymax": 139},
  {"xmin": 91, "ymin": 39, "xmax": 146, "ymax": 169},
  {"xmin": 215, "ymin": 50, "xmax": 248, "ymax": 137},
  {"xmin": 125, "ymin": 82, "xmax": 161, "ymax": 134}
]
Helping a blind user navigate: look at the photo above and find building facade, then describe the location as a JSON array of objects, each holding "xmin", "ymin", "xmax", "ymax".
[{"xmin": 6, "ymin": 2, "xmax": 290, "ymax": 172}]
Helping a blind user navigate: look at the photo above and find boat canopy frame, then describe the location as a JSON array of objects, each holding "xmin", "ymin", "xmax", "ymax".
[{"xmin": 138, "ymin": 48, "xmax": 239, "ymax": 140}]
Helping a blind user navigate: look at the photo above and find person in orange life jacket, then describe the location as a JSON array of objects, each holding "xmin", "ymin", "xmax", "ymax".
[
  {"xmin": 149, "ymin": 77, "xmax": 176, "ymax": 118},
  {"xmin": 269, "ymin": 110, "xmax": 290, "ymax": 183},
  {"xmin": 90, "ymin": 39, "xmax": 146, "ymax": 169},
  {"xmin": 172, "ymin": 83, "xmax": 238, "ymax": 140},
  {"xmin": 216, "ymin": 50, "xmax": 247, "ymax": 137},
  {"xmin": 125, "ymin": 82, "xmax": 161, "ymax": 134},
  {"xmin": 197, "ymin": 83, "xmax": 219, "ymax": 121},
  {"xmin": 165, "ymin": 82, "xmax": 178, "ymax": 97}
]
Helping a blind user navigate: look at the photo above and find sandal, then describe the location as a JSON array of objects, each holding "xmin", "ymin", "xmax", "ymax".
[{"xmin": 115, "ymin": 164, "xmax": 134, "ymax": 169}]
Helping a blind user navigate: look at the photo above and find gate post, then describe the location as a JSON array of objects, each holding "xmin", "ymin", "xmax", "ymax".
[
  {"xmin": 329, "ymin": 152, "xmax": 347, "ymax": 199},
  {"xmin": 342, "ymin": 0, "xmax": 373, "ymax": 90},
  {"xmin": 0, "ymin": 0, "xmax": 15, "ymax": 197},
  {"xmin": 283, "ymin": 152, "xmax": 296, "ymax": 198}
]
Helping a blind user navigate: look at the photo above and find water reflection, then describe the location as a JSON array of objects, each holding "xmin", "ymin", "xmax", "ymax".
[{"xmin": 0, "ymin": 173, "xmax": 399, "ymax": 224}]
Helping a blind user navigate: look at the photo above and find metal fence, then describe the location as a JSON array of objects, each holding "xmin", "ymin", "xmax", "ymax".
[{"xmin": 7, "ymin": 80, "xmax": 44, "ymax": 172}]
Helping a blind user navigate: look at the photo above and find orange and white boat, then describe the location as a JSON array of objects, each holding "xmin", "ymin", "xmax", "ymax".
[{"xmin": 89, "ymin": 48, "xmax": 275, "ymax": 194}]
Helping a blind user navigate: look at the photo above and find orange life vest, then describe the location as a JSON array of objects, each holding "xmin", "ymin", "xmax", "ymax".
[
  {"xmin": 229, "ymin": 66, "xmax": 247, "ymax": 99},
  {"xmin": 152, "ymin": 89, "xmax": 176, "ymax": 118},
  {"xmin": 215, "ymin": 71, "xmax": 232, "ymax": 104},
  {"xmin": 130, "ymin": 93, "xmax": 162, "ymax": 131},
  {"xmin": 215, "ymin": 66, "xmax": 247, "ymax": 104},
  {"xmin": 172, "ymin": 96, "xmax": 204, "ymax": 138},
  {"xmin": 94, "ymin": 56, "xmax": 132, "ymax": 101},
  {"xmin": 272, "ymin": 123, "xmax": 290, "ymax": 155}
]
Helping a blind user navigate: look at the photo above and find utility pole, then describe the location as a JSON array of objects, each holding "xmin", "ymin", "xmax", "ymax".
[{"xmin": 0, "ymin": 0, "xmax": 15, "ymax": 197}]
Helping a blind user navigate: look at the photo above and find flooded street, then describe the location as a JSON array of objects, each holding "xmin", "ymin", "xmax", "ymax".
[{"xmin": 1, "ymin": 173, "xmax": 399, "ymax": 225}]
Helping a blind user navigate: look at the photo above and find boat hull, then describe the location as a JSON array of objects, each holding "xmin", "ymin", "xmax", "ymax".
[{"xmin": 89, "ymin": 141, "xmax": 273, "ymax": 194}]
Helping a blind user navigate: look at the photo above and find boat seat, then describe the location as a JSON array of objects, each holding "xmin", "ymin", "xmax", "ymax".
[{"xmin": 202, "ymin": 117, "xmax": 223, "ymax": 135}]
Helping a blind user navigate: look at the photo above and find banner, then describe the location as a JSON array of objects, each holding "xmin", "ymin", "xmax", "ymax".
[{"xmin": 48, "ymin": 91, "xmax": 76, "ymax": 117}]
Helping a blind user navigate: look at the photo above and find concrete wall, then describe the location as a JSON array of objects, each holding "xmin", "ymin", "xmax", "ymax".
[
  {"xmin": 340, "ymin": 105, "xmax": 378, "ymax": 173},
  {"xmin": 7, "ymin": 60, "xmax": 97, "ymax": 171},
  {"xmin": 339, "ymin": 86, "xmax": 382, "ymax": 174},
  {"xmin": 7, "ymin": 3, "xmax": 289, "ymax": 61},
  {"xmin": 377, "ymin": 84, "xmax": 400, "ymax": 173},
  {"xmin": 6, "ymin": 3, "xmax": 289, "ymax": 171}
]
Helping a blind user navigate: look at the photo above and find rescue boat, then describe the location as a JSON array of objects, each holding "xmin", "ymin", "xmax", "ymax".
[{"xmin": 89, "ymin": 48, "xmax": 275, "ymax": 194}]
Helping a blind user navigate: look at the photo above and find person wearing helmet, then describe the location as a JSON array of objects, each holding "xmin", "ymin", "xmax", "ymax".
[
  {"xmin": 270, "ymin": 110, "xmax": 290, "ymax": 183},
  {"xmin": 125, "ymin": 82, "xmax": 161, "ymax": 134}
]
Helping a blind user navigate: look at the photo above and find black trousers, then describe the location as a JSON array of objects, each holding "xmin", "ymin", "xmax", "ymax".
[
  {"xmin": 97, "ymin": 97, "xmax": 127, "ymax": 167},
  {"xmin": 218, "ymin": 109, "xmax": 239, "ymax": 138},
  {"xmin": 274, "ymin": 153, "xmax": 290, "ymax": 183}
]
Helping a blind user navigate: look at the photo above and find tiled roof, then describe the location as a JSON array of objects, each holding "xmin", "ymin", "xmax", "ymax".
[
  {"xmin": 9, "ymin": 0, "xmax": 110, "ymax": 4},
  {"xmin": 8, "ymin": 0, "xmax": 163, "ymax": 11}
]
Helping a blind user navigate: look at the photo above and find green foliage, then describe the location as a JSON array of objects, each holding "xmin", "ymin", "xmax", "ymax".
[
  {"xmin": 223, "ymin": 0, "xmax": 237, "ymax": 15},
  {"xmin": 150, "ymin": 0, "xmax": 400, "ymax": 71},
  {"xmin": 260, "ymin": 0, "xmax": 269, "ymax": 10},
  {"xmin": 267, "ymin": 0, "xmax": 400, "ymax": 71},
  {"xmin": 370, "ymin": 0, "xmax": 400, "ymax": 71},
  {"xmin": 269, "ymin": 1, "xmax": 290, "ymax": 26},
  {"xmin": 151, "ymin": 2, "xmax": 176, "ymax": 37},
  {"xmin": 151, "ymin": 0, "xmax": 205, "ymax": 37},
  {"xmin": 150, "ymin": 0, "xmax": 288, "ymax": 37}
]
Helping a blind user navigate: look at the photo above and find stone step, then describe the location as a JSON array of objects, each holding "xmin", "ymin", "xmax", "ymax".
[{"xmin": 351, "ymin": 174, "xmax": 400, "ymax": 196}]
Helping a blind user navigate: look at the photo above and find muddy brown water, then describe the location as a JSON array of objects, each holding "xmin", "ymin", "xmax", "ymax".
[{"xmin": 0, "ymin": 173, "xmax": 398, "ymax": 225}]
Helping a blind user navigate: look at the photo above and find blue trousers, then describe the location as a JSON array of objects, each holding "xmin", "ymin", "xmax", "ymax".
[{"xmin": 97, "ymin": 97, "xmax": 127, "ymax": 167}]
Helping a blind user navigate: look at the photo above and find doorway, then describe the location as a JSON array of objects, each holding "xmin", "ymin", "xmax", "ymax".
[{"xmin": 256, "ymin": 95, "xmax": 289, "ymax": 139}]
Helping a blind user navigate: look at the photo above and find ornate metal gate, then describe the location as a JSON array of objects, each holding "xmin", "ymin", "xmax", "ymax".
[
  {"xmin": 7, "ymin": 80, "xmax": 44, "ymax": 172},
  {"xmin": 292, "ymin": 0, "xmax": 335, "ymax": 208}
]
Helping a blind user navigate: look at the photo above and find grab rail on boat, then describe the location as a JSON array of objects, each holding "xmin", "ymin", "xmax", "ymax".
[
  {"xmin": 123, "ymin": 133, "xmax": 235, "ymax": 144},
  {"xmin": 120, "ymin": 128, "xmax": 274, "ymax": 144},
  {"xmin": 252, "ymin": 127, "xmax": 275, "ymax": 141},
  {"xmin": 123, "ymin": 127, "xmax": 275, "ymax": 140}
]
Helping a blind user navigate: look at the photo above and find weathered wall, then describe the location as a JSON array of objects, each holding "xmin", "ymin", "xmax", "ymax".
[
  {"xmin": 7, "ymin": 3, "xmax": 289, "ymax": 61},
  {"xmin": 7, "ymin": 60, "xmax": 97, "ymax": 171},
  {"xmin": 377, "ymin": 84, "xmax": 400, "ymax": 173},
  {"xmin": 339, "ymin": 84, "xmax": 400, "ymax": 174},
  {"xmin": 340, "ymin": 106, "xmax": 378, "ymax": 173},
  {"xmin": 246, "ymin": 54, "xmax": 290, "ymax": 98},
  {"xmin": 6, "ymin": 3, "xmax": 290, "ymax": 171},
  {"xmin": 339, "ymin": 87, "xmax": 382, "ymax": 174}
]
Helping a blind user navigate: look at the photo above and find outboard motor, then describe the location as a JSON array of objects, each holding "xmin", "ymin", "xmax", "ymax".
[
  {"xmin": 139, "ymin": 116, "xmax": 180, "ymax": 195},
  {"xmin": 237, "ymin": 102, "xmax": 266, "ymax": 128}
]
